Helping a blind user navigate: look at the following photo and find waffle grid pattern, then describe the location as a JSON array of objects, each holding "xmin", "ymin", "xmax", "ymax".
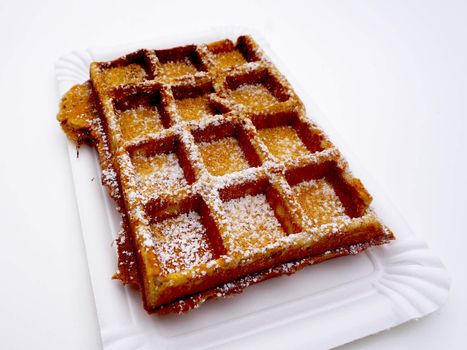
[{"xmin": 65, "ymin": 36, "xmax": 392, "ymax": 312}]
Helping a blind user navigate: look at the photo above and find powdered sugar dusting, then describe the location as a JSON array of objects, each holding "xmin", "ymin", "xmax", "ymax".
[
  {"xmin": 101, "ymin": 63, "xmax": 146, "ymax": 88},
  {"xmin": 159, "ymin": 58, "xmax": 198, "ymax": 83},
  {"xmin": 258, "ymin": 126, "xmax": 309, "ymax": 162},
  {"xmin": 222, "ymin": 194, "xmax": 285, "ymax": 252},
  {"xmin": 151, "ymin": 211, "xmax": 214, "ymax": 274},
  {"xmin": 229, "ymin": 84, "xmax": 278, "ymax": 112},
  {"xmin": 132, "ymin": 151, "xmax": 188, "ymax": 200},
  {"xmin": 58, "ymin": 35, "xmax": 393, "ymax": 314},
  {"xmin": 119, "ymin": 106, "xmax": 164, "ymax": 142},
  {"xmin": 198, "ymin": 137, "xmax": 250, "ymax": 176},
  {"xmin": 293, "ymin": 179, "xmax": 351, "ymax": 234},
  {"xmin": 212, "ymin": 50, "xmax": 246, "ymax": 69},
  {"xmin": 175, "ymin": 95, "xmax": 212, "ymax": 122}
]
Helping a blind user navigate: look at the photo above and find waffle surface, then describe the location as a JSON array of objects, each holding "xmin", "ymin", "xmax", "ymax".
[{"xmin": 57, "ymin": 35, "xmax": 394, "ymax": 314}]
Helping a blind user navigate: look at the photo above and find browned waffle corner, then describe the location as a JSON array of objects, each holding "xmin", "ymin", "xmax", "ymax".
[{"xmin": 57, "ymin": 35, "xmax": 395, "ymax": 314}]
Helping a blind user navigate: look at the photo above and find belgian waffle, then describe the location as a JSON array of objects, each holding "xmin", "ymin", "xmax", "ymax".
[{"xmin": 57, "ymin": 35, "xmax": 394, "ymax": 314}]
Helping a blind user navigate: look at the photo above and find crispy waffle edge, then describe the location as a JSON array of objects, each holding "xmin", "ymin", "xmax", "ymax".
[{"xmin": 57, "ymin": 35, "xmax": 395, "ymax": 314}]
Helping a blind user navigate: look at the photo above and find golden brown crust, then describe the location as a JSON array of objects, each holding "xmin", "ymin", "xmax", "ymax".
[{"xmin": 57, "ymin": 35, "xmax": 395, "ymax": 314}]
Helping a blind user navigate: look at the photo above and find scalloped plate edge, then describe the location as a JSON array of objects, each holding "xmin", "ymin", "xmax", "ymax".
[{"xmin": 55, "ymin": 25, "xmax": 450, "ymax": 350}]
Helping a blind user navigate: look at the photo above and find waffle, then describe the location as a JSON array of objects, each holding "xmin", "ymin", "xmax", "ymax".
[{"xmin": 57, "ymin": 35, "xmax": 395, "ymax": 314}]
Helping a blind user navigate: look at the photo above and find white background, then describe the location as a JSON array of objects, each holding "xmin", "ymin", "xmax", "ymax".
[{"xmin": 0, "ymin": 0, "xmax": 466, "ymax": 349}]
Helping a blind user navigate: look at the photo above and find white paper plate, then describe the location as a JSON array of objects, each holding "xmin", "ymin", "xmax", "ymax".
[{"xmin": 55, "ymin": 27, "xmax": 450, "ymax": 350}]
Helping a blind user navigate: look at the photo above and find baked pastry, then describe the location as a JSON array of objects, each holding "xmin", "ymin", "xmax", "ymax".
[{"xmin": 57, "ymin": 35, "xmax": 394, "ymax": 314}]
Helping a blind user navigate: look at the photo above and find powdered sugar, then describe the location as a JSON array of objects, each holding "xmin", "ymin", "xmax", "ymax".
[
  {"xmin": 258, "ymin": 126, "xmax": 309, "ymax": 162},
  {"xmin": 131, "ymin": 151, "xmax": 188, "ymax": 200},
  {"xmin": 229, "ymin": 84, "xmax": 278, "ymax": 112},
  {"xmin": 198, "ymin": 137, "xmax": 250, "ymax": 176},
  {"xmin": 293, "ymin": 179, "xmax": 351, "ymax": 234},
  {"xmin": 222, "ymin": 194, "xmax": 285, "ymax": 252},
  {"xmin": 152, "ymin": 211, "xmax": 214, "ymax": 274},
  {"xmin": 58, "ymin": 35, "xmax": 392, "ymax": 313}
]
